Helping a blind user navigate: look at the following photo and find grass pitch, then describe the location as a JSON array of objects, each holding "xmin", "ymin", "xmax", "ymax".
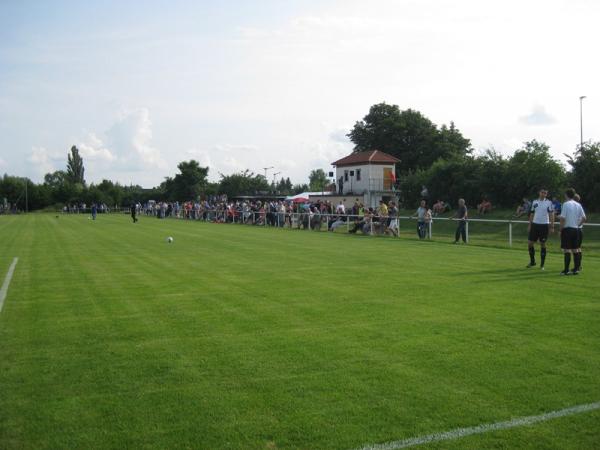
[{"xmin": 0, "ymin": 213, "xmax": 599, "ymax": 449}]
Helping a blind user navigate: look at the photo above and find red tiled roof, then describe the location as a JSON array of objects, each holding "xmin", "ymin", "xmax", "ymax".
[{"xmin": 332, "ymin": 150, "xmax": 400, "ymax": 167}]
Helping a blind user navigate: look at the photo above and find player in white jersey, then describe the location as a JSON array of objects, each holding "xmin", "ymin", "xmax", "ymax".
[
  {"xmin": 526, "ymin": 189, "xmax": 554, "ymax": 270},
  {"xmin": 559, "ymin": 188, "xmax": 587, "ymax": 275}
]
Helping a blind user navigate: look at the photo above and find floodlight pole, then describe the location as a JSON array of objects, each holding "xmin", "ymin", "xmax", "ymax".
[
  {"xmin": 263, "ymin": 166, "xmax": 274, "ymax": 179},
  {"xmin": 579, "ymin": 96, "xmax": 586, "ymax": 149}
]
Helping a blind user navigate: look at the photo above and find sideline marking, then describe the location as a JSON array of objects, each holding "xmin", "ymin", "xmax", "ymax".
[
  {"xmin": 0, "ymin": 257, "xmax": 19, "ymax": 313},
  {"xmin": 355, "ymin": 401, "xmax": 600, "ymax": 450}
]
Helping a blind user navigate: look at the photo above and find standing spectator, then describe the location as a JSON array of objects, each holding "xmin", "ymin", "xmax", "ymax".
[
  {"xmin": 412, "ymin": 200, "xmax": 428, "ymax": 239},
  {"xmin": 386, "ymin": 201, "xmax": 399, "ymax": 236},
  {"xmin": 559, "ymin": 188, "xmax": 586, "ymax": 275},
  {"xmin": 526, "ymin": 189, "xmax": 554, "ymax": 270},
  {"xmin": 452, "ymin": 198, "xmax": 468, "ymax": 244},
  {"xmin": 552, "ymin": 196, "xmax": 562, "ymax": 216},
  {"xmin": 376, "ymin": 200, "xmax": 388, "ymax": 234},
  {"xmin": 91, "ymin": 203, "xmax": 97, "ymax": 220}
]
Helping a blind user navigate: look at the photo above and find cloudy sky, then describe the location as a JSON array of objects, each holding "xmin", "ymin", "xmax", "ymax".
[{"xmin": 1, "ymin": 0, "xmax": 598, "ymax": 187}]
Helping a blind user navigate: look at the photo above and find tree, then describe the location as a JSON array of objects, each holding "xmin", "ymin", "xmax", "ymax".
[
  {"xmin": 505, "ymin": 140, "xmax": 566, "ymax": 202},
  {"xmin": 566, "ymin": 142, "xmax": 600, "ymax": 211},
  {"xmin": 217, "ymin": 170, "xmax": 270, "ymax": 198},
  {"xmin": 163, "ymin": 160, "xmax": 209, "ymax": 201},
  {"xmin": 275, "ymin": 177, "xmax": 293, "ymax": 195},
  {"xmin": 308, "ymin": 169, "xmax": 328, "ymax": 192},
  {"xmin": 66, "ymin": 145, "xmax": 85, "ymax": 185},
  {"xmin": 347, "ymin": 103, "xmax": 471, "ymax": 173},
  {"xmin": 43, "ymin": 170, "xmax": 72, "ymax": 204}
]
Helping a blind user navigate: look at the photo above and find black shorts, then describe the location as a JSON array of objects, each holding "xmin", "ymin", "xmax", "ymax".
[
  {"xmin": 528, "ymin": 223, "xmax": 549, "ymax": 243},
  {"xmin": 561, "ymin": 228, "xmax": 579, "ymax": 250}
]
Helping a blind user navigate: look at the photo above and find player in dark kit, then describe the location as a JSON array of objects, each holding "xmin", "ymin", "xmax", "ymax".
[
  {"xmin": 130, "ymin": 203, "xmax": 138, "ymax": 223},
  {"xmin": 526, "ymin": 189, "xmax": 554, "ymax": 270}
]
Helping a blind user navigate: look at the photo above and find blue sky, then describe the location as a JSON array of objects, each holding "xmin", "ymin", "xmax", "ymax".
[{"xmin": 1, "ymin": 0, "xmax": 599, "ymax": 187}]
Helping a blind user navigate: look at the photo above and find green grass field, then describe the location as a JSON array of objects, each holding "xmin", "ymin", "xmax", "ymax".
[{"xmin": 1, "ymin": 213, "xmax": 599, "ymax": 449}]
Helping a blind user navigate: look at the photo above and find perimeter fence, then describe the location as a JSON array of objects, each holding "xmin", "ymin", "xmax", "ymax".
[{"xmin": 114, "ymin": 207, "xmax": 600, "ymax": 254}]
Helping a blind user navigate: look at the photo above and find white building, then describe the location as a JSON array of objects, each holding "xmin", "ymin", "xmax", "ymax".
[{"xmin": 331, "ymin": 150, "xmax": 400, "ymax": 208}]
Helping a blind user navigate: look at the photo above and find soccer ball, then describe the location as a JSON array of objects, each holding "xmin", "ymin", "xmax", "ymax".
[{"xmin": 166, "ymin": 236, "xmax": 174, "ymax": 243}]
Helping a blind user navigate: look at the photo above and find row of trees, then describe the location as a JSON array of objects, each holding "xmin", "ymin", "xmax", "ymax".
[
  {"xmin": 2, "ymin": 103, "xmax": 599, "ymax": 211},
  {"xmin": 348, "ymin": 103, "xmax": 599, "ymax": 211},
  {"xmin": 0, "ymin": 148, "xmax": 309, "ymax": 211}
]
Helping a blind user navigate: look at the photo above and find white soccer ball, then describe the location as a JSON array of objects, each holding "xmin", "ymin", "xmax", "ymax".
[{"xmin": 167, "ymin": 236, "xmax": 174, "ymax": 243}]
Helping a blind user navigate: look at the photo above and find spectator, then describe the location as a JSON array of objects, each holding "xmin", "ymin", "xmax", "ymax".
[
  {"xmin": 386, "ymin": 201, "xmax": 399, "ymax": 237},
  {"xmin": 477, "ymin": 198, "xmax": 492, "ymax": 215},
  {"xmin": 432, "ymin": 199, "xmax": 446, "ymax": 216},
  {"xmin": 552, "ymin": 196, "xmax": 562, "ymax": 216},
  {"xmin": 452, "ymin": 198, "xmax": 468, "ymax": 244},
  {"xmin": 514, "ymin": 197, "xmax": 531, "ymax": 217},
  {"xmin": 412, "ymin": 200, "xmax": 428, "ymax": 239}
]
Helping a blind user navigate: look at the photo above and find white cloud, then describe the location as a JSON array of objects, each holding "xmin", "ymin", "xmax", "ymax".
[
  {"xmin": 186, "ymin": 144, "xmax": 263, "ymax": 180},
  {"xmin": 104, "ymin": 108, "xmax": 167, "ymax": 170},
  {"xmin": 27, "ymin": 147, "xmax": 62, "ymax": 175},
  {"xmin": 78, "ymin": 133, "xmax": 115, "ymax": 162},
  {"xmin": 329, "ymin": 127, "xmax": 351, "ymax": 144},
  {"xmin": 0, "ymin": 157, "xmax": 6, "ymax": 168},
  {"xmin": 519, "ymin": 105, "xmax": 557, "ymax": 126}
]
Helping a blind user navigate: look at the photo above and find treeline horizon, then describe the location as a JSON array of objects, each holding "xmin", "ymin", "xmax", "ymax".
[{"xmin": 1, "ymin": 103, "xmax": 599, "ymax": 211}]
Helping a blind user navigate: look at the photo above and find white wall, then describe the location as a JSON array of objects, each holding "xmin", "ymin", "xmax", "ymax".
[{"xmin": 335, "ymin": 164, "xmax": 394, "ymax": 194}]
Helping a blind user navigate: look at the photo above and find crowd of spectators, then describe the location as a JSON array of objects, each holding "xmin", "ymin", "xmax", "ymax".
[{"xmin": 137, "ymin": 197, "xmax": 401, "ymax": 235}]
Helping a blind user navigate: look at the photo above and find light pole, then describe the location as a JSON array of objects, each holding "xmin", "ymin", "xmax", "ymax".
[
  {"xmin": 263, "ymin": 166, "xmax": 274, "ymax": 179},
  {"xmin": 272, "ymin": 172, "xmax": 280, "ymax": 186},
  {"xmin": 579, "ymin": 95, "xmax": 586, "ymax": 149}
]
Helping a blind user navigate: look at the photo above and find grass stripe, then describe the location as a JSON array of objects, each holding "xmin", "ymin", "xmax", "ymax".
[
  {"xmin": 355, "ymin": 401, "xmax": 600, "ymax": 450},
  {"xmin": 0, "ymin": 257, "xmax": 18, "ymax": 313}
]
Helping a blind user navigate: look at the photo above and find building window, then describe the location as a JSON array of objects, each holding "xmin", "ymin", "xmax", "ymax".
[
  {"xmin": 356, "ymin": 169, "xmax": 361, "ymax": 181},
  {"xmin": 344, "ymin": 170, "xmax": 349, "ymax": 182}
]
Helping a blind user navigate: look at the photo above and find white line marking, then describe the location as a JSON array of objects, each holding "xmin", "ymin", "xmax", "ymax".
[
  {"xmin": 0, "ymin": 257, "xmax": 18, "ymax": 313},
  {"xmin": 355, "ymin": 401, "xmax": 600, "ymax": 450}
]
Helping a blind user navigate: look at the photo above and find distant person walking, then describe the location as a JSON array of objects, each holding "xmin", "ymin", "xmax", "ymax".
[
  {"xmin": 559, "ymin": 189, "xmax": 586, "ymax": 275},
  {"xmin": 91, "ymin": 203, "xmax": 97, "ymax": 220},
  {"xmin": 452, "ymin": 198, "xmax": 468, "ymax": 244},
  {"xmin": 526, "ymin": 189, "xmax": 554, "ymax": 270},
  {"xmin": 130, "ymin": 203, "xmax": 138, "ymax": 223}
]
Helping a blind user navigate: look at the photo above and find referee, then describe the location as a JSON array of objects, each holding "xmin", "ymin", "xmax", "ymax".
[
  {"xmin": 559, "ymin": 188, "xmax": 587, "ymax": 275},
  {"xmin": 526, "ymin": 189, "xmax": 554, "ymax": 270}
]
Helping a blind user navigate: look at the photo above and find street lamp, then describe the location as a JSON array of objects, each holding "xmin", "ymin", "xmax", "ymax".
[
  {"xmin": 272, "ymin": 172, "xmax": 281, "ymax": 185},
  {"xmin": 579, "ymin": 95, "xmax": 586, "ymax": 149},
  {"xmin": 263, "ymin": 166, "xmax": 274, "ymax": 179}
]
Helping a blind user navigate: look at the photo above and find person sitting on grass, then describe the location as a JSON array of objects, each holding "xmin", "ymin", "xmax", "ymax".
[
  {"xmin": 432, "ymin": 199, "xmax": 446, "ymax": 216},
  {"xmin": 477, "ymin": 198, "xmax": 492, "ymax": 215},
  {"xmin": 514, "ymin": 197, "xmax": 531, "ymax": 217}
]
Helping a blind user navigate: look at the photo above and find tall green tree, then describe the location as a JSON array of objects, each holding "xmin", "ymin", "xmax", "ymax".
[
  {"xmin": 217, "ymin": 170, "xmax": 270, "ymax": 198},
  {"xmin": 347, "ymin": 103, "xmax": 471, "ymax": 173},
  {"xmin": 566, "ymin": 142, "xmax": 600, "ymax": 211},
  {"xmin": 506, "ymin": 140, "xmax": 566, "ymax": 201},
  {"xmin": 163, "ymin": 160, "xmax": 209, "ymax": 201},
  {"xmin": 275, "ymin": 177, "xmax": 293, "ymax": 195},
  {"xmin": 308, "ymin": 169, "xmax": 328, "ymax": 192},
  {"xmin": 66, "ymin": 145, "xmax": 85, "ymax": 185}
]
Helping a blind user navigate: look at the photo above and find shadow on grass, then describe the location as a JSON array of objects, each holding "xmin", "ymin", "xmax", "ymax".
[{"xmin": 453, "ymin": 267, "xmax": 558, "ymax": 282}]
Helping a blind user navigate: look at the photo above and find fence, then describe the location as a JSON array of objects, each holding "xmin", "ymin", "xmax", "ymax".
[{"xmin": 115, "ymin": 207, "xmax": 599, "ymax": 250}]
